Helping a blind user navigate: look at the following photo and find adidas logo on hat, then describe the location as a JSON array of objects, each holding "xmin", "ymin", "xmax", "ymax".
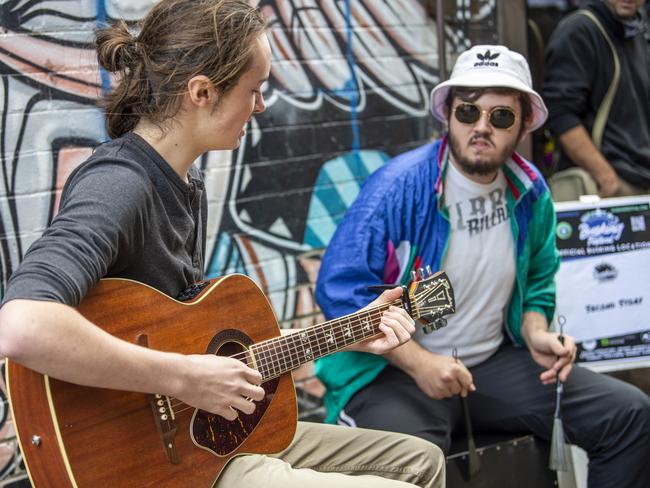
[{"xmin": 474, "ymin": 50, "xmax": 500, "ymax": 67}]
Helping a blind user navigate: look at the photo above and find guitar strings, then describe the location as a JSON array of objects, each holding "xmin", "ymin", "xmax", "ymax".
[
  {"xmin": 171, "ymin": 304, "xmax": 391, "ymax": 414},
  {"xmin": 244, "ymin": 304, "xmax": 393, "ymax": 360},
  {"xmin": 168, "ymin": 306, "xmax": 388, "ymax": 414},
  {"xmin": 233, "ymin": 280, "xmax": 445, "ymax": 370},
  {"xmin": 167, "ymin": 300, "xmax": 399, "ymax": 414},
  {"xmin": 233, "ymin": 299, "xmax": 398, "ymax": 358},
  {"xmin": 226, "ymin": 275, "xmax": 446, "ymax": 369},
  {"xmin": 168, "ymin": 285, "xmax": 446, "ymax": 416},
  {"xmin": 169, "ymin": 306, "xmax": 385, "ymax": 417}
]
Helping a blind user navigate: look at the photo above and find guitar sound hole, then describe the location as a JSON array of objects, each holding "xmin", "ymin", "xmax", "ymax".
[
  {"xmin": 216, "ymin": 340, "xmax": 245, "ymax": 358},
  {"xmin": 191, "ymin": 330, "xmax": 280, "ymax": 456}
]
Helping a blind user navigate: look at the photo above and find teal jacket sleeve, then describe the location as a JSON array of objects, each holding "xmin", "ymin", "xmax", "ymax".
[{"xmin": 523, "ymin": 190, "xmax": 559, "ymax": 324}]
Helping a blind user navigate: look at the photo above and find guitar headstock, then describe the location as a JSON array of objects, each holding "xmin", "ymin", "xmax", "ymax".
[{"xmin": 408, "ymin": 267, "xmax": 455, "ymax": 334}]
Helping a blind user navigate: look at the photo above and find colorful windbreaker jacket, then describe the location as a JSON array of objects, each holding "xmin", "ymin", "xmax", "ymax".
[{"xmin": 315, "ymin": 137, "xmax": 559, "ymax": 423}]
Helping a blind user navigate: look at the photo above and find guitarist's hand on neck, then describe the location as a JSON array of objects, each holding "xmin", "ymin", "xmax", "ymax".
[
  {"xmin": 281, "ymin": 287, "xmax": 416, "ymax": 355},
  {"xmin": 346, "ymin": 287, "xmax": 416, "ymax": 355}
]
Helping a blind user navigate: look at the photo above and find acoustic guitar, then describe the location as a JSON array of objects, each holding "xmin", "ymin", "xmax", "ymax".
[{"xmin": 6, "ymin": 270, "xmax": 454, "ymax": 487}]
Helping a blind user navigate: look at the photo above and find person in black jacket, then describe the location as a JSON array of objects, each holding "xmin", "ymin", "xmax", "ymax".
[{"xmin": 543, "ymin": 0, "xmax": 650, "ymax": 200}]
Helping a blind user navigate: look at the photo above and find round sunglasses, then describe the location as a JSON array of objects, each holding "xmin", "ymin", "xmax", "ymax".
[{"xmin": 452, "ymin": 103, "xmax": 517, "ymax": 130}]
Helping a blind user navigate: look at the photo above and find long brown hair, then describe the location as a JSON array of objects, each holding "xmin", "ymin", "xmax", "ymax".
[{"xmin": 96, "ymin": 0, "xmax": 266, "ymax": 139}]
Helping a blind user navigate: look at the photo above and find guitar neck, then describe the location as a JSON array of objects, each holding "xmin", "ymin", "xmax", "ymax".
[{"xmin": 249, "ymin": 300, "xmax": 400, "ymax": 381}]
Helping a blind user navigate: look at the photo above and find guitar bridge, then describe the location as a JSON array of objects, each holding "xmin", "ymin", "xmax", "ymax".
[
  {"xmin": 148, "ymin": 393, "xmax": 180, "ymax": 464},
  {"xmin": 138, "ymin": 333, "xmax": 179, "ymax": 464}
]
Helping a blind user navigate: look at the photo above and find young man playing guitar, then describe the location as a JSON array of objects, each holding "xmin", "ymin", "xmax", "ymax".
[{"xmin": 0, "ymin": 1, "xmax": 444, "ymax": 486}]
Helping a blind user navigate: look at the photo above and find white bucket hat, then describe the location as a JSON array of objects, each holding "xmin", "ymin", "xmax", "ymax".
[{"xmin": 430, "ymin": 45, "xmax": 548, "ymax": 131}]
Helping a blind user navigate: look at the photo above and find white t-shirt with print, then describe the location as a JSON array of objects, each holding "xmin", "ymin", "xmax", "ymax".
[{"xmin": 417, "ymin": 158, "xmax": 516, "ymax": 367}]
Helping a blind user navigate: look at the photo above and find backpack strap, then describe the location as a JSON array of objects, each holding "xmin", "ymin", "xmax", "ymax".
[{"xmin": 576, "ymin": 9, "xmax": 621, "ymax": 150}]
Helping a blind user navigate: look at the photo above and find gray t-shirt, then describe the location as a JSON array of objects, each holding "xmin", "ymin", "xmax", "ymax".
[
  {"xmin": 417, "ymin": 159, "xmax": 515, "ymax": 367},
  {"xmin": 3, "ymin": 132, "xmax": 207, "ymax": 306}
]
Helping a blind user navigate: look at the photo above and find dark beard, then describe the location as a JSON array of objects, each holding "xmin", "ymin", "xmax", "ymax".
[{"xmin": 448, "ymin": 131, "xmax": 518, "ymax": 177}]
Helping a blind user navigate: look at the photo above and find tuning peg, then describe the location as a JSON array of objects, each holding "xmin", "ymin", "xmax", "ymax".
[
  {"xmin": 426, "ymin": 265, "xmax": 432, "ymax": 277},
  {"xmin": 421, "ymin": 317, "xmax": 448, "ymax": 334},
  {"xmin": 417, "ymin": 268, "xmax": 425, "ymax": 279},
  {"xmin": 435, "ymin": 317, "xmax": 448, "ymax": 329},
  {"xmin": 411, "ymin": 270, "xmax": 418, "ymax": 282}
]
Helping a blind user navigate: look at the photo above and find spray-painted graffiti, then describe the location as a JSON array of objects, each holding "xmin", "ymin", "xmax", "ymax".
[
  {"xmin": 0, "ymin": 361, "xmax": 26, "ymax": 487},
  {"xmin": 0, "ymin": 0, "xmax": 497, "ymax": 483}
]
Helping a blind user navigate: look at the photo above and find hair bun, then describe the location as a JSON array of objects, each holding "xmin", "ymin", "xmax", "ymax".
[{"xmin": 96, "ymin": 19, "xmax": 138, "ymax": 72}]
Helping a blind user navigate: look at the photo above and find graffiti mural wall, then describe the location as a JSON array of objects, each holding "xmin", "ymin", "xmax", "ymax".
[{"xmin": 0, "ymin": 0, "xmax": 497, "ymax": 483}]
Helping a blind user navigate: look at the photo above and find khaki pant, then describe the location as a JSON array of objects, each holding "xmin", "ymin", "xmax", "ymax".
[
  {"xmin": 550, "ymin": 167, "xmax": 650, "ymax": 202},
  {"xmin": 215, "ymin": 422, "xmax": 445, "ymax": 488}
]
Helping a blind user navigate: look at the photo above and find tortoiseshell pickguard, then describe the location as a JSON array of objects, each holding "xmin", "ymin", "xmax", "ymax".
[{"xmin": 190, "ymin": 378, "xmax": 279, "ymax": 456}]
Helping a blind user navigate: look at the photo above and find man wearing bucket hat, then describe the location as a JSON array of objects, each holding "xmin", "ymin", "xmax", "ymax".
[{"xmin": 315, "ymin": 44, "xmax": 650, "ymax": 486}]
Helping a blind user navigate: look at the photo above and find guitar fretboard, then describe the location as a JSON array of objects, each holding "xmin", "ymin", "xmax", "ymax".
[{"xmin": 249, "ymin": 301, "xmax": 397, "ymax": 381}]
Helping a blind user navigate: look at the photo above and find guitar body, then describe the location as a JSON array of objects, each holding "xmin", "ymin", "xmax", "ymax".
[{"xmin": 6, "ymin": 275, "xmax": 297, "ymax": 487}]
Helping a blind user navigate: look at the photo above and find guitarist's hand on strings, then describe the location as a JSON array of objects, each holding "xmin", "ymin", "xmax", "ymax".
[
  {"xmin": 178, "ymin": 355, "xmax": 265, "ymax": 420},
  {"xmin": 347, "ymin": 287, "xmax": 416, "ymax": 355}
]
